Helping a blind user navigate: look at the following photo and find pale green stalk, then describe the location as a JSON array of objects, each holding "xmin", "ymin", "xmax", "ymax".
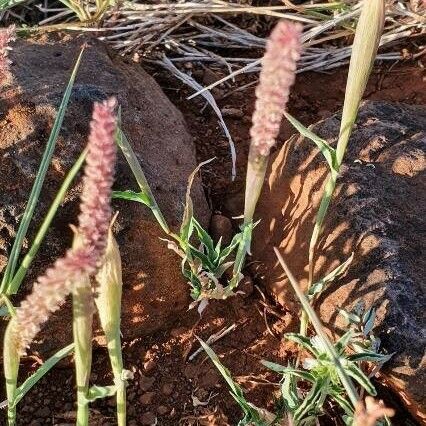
[
  {"xmin": 232, "ymin": 156, "xmax": 268, "ymax": 283},
  {"xmin": 3, "ymin": 324, "xmax": 19, "ymax": 425},
  {"xmin": 115, "ymin": 127, "xmax": 170, "ymax": 235},
  {"xmin": 95, "ymin": 226, "xmax": 126, "ymax": 425},
  {"xmin": 72, "ymin": 232, "xmax": 94, "ymax": 426},
  {"xmin": 302, "ymin": 0, "xmax": 385, "ymax": 335}
]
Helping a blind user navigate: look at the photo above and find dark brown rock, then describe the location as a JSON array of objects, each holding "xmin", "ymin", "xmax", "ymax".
[
  {"xmin": 252, "ymin": 101, "xmax": 426, "ymax": 420},
  {"xmin": 209, "ymin": 214, "xmax": 233, "ymax": 246},
  {"xmin": 0, "ymin": 34, "xmax": 210, "ymax": 352}
]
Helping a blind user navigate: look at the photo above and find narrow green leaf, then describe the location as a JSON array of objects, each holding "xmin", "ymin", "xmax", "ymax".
[
  {"xmin": 347, "ymin": 351, "xmax": 393, "ymax": 364},
  {"xmin": 362, "ymin": 307, "xmax": 376, "ymax": 336},
  {"xmin": 86, "ymin": 385, "xmax": 117, "ymax": 402},
  {"xmin": 115, "ymin": 124, "xmax": 170, "ymax": 234},
  {"xmin": 7, "ymin": 148, "xmax": 87, "ymax": 295},
  {"xmin": 338, "ymin": 309, "xmax": 361, "ymax": 325},
  {"xmin": 285, "ymin": 333, "xmax": 319, "ymax": 357},
  {"xmin": 345, "ymin": 363, "xmax": 377, "ymax": 396},
  {"xmin": 280, "ymin": 371, "xmax": 300, "ymax": 412},
  {"xmin": 192, "ymin": 218, "xmax": 215, "ymax": 256},
  {"xmin": 198, "ymin": 338, "xmax": 244, "ymax": 399},
  {"xmin": 335, "ymin": 330, "xmax": 353, "ymax": 355},
  {"xmin": 10, "ymin": 344, "xmax": 74, "ymax": 408},
  {"xmin": 330, "ymin": 392, "xmax": 354, "ymax": 416},
  {"xmin": 293, "ymin": 377, "xmax": 328, "ymax": 421},
  {"xmin": 181, "ymin": 158, "xmax": 214, "ymax": 242},
  {"xmin": 218, "ymin": 232, "xmax": 242, "ymax": 265},
  {"xmin": 261, "ymin": 361, "xmax": 315, "ymax": 383},
  {"xmin": 284, "ymin": 111, "xmax": 336, "ymax": 170},
  {"xmin": 112, "ymin": 190, "xmax": 152, "ymax": 207},
  {"xmin": 307, "ymin": 253, "xmax": 354, "ymax": 299},
  {"xmin": 0, "ymin": 47, "xmax": 84, "ymax": 293}
]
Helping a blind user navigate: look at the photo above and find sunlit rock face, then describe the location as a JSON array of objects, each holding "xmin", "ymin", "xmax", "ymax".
[
  {"xmin": 0, "ymin": 34, "xmax": 210, "ymax": 353},
  {"xmin": 252, "ymin": 101, "xmax": 426, "ymax": 420}
]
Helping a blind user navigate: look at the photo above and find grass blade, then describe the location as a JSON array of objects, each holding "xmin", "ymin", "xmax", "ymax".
[
  {"xmin": 284, "ymin": 111, "xmax": 335, "ymax": 170},
  {"xmin": 0, "ymin": 47, "xmax": 85, "ymax": 293},
  {"xmin": 307, "ymin": 252, "xmax": 354, "ymax": 300},
  {"xmin": 115, "ymin": 125, "xmax": 170, "ymax": 235},
  {"xmin": 10, "ymin": 343, "xmax": 74, "ymax": 409},
  {"xmin": 6, "ymin": 148, "xmax": 87, "ymax": 295}
]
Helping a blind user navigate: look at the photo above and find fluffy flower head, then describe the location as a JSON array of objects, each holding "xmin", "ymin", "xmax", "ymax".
[
  {"xmin": 250, "ymin": 21, "xmax": 302, "ymax": 159},
  {"xmin": 9, "ymin": 98, "xmax": 117, "ymax": 355}
]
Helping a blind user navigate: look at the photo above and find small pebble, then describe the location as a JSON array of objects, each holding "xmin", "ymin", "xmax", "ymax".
[
  {"xmin": 139, "ymin": 391, "xmax": 156, "ymax": 405},
  {"xmin": 140, "ymin": 411, "xmax": 157, "ymax": 425},
  {"xmin": 161, "ymin": 382, "xmax": 174, "ymax": 396},
  {"xmin": 157, "ymin": 405, "xmax": 169, "ymax": 415},
  {"xmin": 143, "ymin": 359, "xmax": 156, "ymax": 372},
  {"xmin": 140, "ymin": 374, "xmax": 155, "ymax": 391}
]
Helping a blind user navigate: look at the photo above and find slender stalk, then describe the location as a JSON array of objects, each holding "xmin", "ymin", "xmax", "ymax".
[
  {"xmin": 303, "ymin": 0, "xmax": 385, "ymax": 334},
  {"xmin": 302, "ymin": 171, "xmax": 337, "ymax": 335},
  {"xmin": 73, "ymin": 272, "xmax": 94, "ymax": 426},
  {"xmin": 115, "ymin": 127, "xmax": 170, "ymax": 235},
  {"xmin": 95, "ymin": 227, "xmax": 126, "ymax": 425},
  {"xmin": 3, "ymin": 324, "xmax": 19, "ymax": 425},
  {"xmin": 274, "ymin": 248, "xmax": 359, "ymax": 407},
  {"xmin": 6, "ymin": 148, "xmax": 88, "ymax": 296},
  {"xmin": 72, "ymin": 225, "xmax": 94, "ymax": 426}
]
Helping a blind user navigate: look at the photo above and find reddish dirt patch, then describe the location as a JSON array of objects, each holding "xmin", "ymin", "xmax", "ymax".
[{"xmin": 8, "ymin": 60, "xmax": 425, "ymax": 425}]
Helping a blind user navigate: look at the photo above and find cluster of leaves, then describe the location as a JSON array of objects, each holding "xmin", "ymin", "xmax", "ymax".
[
  {"xmin": 201, "ymin": 303, "xmax": 392, "ymax": 426},
  {"xmin": 113, "ymin": 133, "xmax": 252, "ymax": 307}
]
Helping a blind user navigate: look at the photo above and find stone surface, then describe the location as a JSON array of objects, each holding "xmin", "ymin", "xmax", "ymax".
[
  {"xmin": 0, "ymin": 34, "xmax": 209, "ymax": 352},
  {"xmin": 252, "ymin": 101, "xmax": 426, "ymax": 420}
]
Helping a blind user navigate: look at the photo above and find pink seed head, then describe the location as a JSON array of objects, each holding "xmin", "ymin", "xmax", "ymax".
[
  {"xmin": 250, "ymin": 21, "xmax": 302, "ymax": 159},
  {"xmin": 12, "ymin": 248, "xmax": 95, "ymax": 355},
  {"xmin": 77, "ymin": 97, "xmax": 117, "ymax": 263},
  {"xmin": 11, "ymin": 98, "xmax": 117, "ymax": 354}
]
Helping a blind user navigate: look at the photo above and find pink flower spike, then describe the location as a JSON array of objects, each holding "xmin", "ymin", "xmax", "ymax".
[
  {"xmin": 78, "ymin": 97, "xmax": 117, "ymax": 263},
  {"xmin": 12, "ymin": 248, "xmax": 95, "ymax": 355},
  {"xmin": 11, "ymin": 97, "xmax": 117, "ymax": 354},
  {"xmin": 250, "ymin": 21, "xmax": 302, "ymax": 158}
]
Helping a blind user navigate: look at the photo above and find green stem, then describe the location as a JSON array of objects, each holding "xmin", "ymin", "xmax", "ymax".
[
  {"xmin": 115, "ymin": 127, "xmax": 170, "ymax": 235},
  {"xmin": 302, "ymin": 171, "xmax": 338, "ymax": 335},
  {"xmin": 95, "ymin": 230, "xmax": 127, "ymax": 425},
  {"xmin": 3, "ymin": 324, "xmax": 19, "ymax": 426},
  {"xmin": 232, "ymin": 155, "xmax": 268, "ymax": 281},
  {"xmin": 107, "ymin": 328, "xmax": 126, "ymax": 426},
  {"xmin": 73, "ymin": 276, "xmax": 94, "ymax": 426},
  {"xmin": 6, "ymin": 149, "xmax": 87, "ymax": 296}
]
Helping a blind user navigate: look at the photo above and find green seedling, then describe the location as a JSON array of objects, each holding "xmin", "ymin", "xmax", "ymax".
[{"xmin": 114, "ymin": 127, "xmax": 253, "ymax": 305}]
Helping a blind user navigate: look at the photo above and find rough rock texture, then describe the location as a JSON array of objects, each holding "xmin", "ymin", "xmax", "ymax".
[
  {"xmin": 252, "ymin": 101, "xmax": 425, "ymax": 420},
  {"xmin": 0, "ymin": 34, "xmax": 209, "ymax": 352}
]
